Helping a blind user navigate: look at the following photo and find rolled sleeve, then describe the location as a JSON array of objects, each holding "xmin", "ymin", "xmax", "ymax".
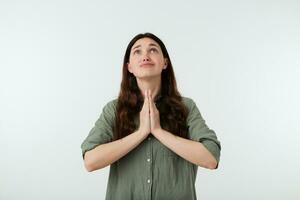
[
  {"xmin": 186, "ymin": 99, "xmax": 221, "ymax": 165},
  {"xmin": 81, "ymin": 100, "xmax": 117, "ymax": 159}
]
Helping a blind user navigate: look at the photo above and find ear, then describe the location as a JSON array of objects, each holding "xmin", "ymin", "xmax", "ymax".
[
  {"xmin": 127, "ymin": 62, "xmax": 133, "ymax": 73},
  {"xmin": 164, "ymin": 58, "xmax": 168, "ymax": 69}
]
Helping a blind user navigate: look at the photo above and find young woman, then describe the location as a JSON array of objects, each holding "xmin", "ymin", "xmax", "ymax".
[{"xmin": 81, "ymin": 32, "xmax": 221, "ymax": 200}]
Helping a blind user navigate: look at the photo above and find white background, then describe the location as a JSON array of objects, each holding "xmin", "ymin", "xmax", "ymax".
[{"xmin": 1, "ymin": 0, "xmax": 299, "ymax": 199}]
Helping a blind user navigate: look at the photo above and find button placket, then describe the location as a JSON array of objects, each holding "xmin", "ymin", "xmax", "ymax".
[{"xmin": 146, "ymin": 134, "xmax": 153, "ymax": 197}]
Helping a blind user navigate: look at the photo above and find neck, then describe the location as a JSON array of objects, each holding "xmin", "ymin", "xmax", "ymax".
[{"xmin": 136, "ymin": 76, "xmax": 161, "ymax": 100}]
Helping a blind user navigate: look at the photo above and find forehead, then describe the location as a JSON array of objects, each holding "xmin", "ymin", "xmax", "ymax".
[{"xmin": 131, "ymin": 37, "xmax": 161, "ymax": 49}]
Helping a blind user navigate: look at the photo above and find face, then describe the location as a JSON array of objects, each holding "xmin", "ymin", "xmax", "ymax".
[{"xmin": 127, "ymin": 37, "xmax": 167, "ymax": 79}]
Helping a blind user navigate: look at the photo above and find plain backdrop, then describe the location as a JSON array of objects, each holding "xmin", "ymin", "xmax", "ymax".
[{"xmin": 1, "ymin": 0, "xmax": 299, "ymax": 199}]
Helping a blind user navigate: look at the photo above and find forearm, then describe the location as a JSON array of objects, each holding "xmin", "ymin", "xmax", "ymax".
[
  {"xmin": 84, "ymin": 130, "xmax": 146, "ymax": 172},
  {"xmin": 153, "ymin": 128, "xmax": 218, "ymax": 169}
]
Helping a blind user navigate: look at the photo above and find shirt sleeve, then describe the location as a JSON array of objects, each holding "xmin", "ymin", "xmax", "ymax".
[
  {"xmin": 81, "ymin": 100, "xmax": 116, "ymax": 159},
  {"xmin": 186, "ymin": 99, "xmax": 221, "ymax": 166}
]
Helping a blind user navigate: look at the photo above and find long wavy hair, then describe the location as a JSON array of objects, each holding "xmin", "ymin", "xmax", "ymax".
[{"xmin": 114, "ymin": 32, "xmax": 188, "ymax": 140}]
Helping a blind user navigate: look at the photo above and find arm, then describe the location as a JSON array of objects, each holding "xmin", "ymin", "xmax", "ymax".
[
  {"xmin": 148, "ymin": 92, "xmax": 220, "ymax": 170},
  {"xmin": 84, "ymin": 130, "xmax": 146, "ymax": 172},
  {"xmin": 83, "ymin": 91, "xmax": 152, "ymax": 172},
  {"xmin": 152, "ymin": 128, "xmax": 218, "ymax": 169}
]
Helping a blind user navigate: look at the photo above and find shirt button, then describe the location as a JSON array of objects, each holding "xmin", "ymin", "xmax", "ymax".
[
  {"xmin": 148, "ymin": 137, "xmax": 151, "ymax": 140},
  {"xmin": 147, "ymin": 158, "xmax": 151, "ymax": 162},
  {"xmin": 147, "ymin": 179, "xmax": 151, "ymax": 183}
]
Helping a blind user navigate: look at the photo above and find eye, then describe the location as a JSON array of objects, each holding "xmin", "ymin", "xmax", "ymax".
[
  {"xmin": 133, "ymin": 49, "xmax": 141, "ymax": 55},
  {"xmin": 149, "ymin": 48, "xmax": 158, "ymax": 53}
]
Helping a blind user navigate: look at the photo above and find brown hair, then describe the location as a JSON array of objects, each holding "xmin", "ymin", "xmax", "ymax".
[{"xmin": 114, "ymin": 32, "xmax": 188, "ymax": 140}]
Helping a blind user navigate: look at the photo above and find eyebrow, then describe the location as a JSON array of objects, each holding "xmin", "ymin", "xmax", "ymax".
[{"xmin": 132, "ymin": 43, "xmax": 159, "ymax": 50}]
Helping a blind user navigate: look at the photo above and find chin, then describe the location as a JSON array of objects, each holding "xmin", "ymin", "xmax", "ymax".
[{"xmin": 136, "ymin": 73, "xmax": 161, "ymax": 79}]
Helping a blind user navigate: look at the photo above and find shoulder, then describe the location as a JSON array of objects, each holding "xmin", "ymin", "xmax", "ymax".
[
  {"xmin": 181, "ymin": 96, "xmax": 196, "ymax": 111},
  {"xmin": 102, "ymin": 98, "xmax": 118, "ymax": 116},
  {"xmin": 104, "ymin": 98, "xmax": 118, "ymax": 109}
]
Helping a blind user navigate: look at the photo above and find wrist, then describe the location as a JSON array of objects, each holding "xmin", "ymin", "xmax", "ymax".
[
  {"xmin": 151, "ymin": 127, "xmax": 163, "ymax": 136},
  {"xmin": 136, "ymin": 129, "xmax": 149, "ymax": 140}
]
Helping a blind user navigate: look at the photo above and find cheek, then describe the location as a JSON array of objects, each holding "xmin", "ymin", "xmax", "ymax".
[
  {"xmin": 153, "ymin": 54, "xmax": 164, "ymax": 63},
  {"xmin": 154, "ymin": 58, "xmax": 164, "ymax": 67},
  {"xmin": 128, "ymin": 63, "xmax": 140, "ymax": 73},
  {"xmin": 129, "ymin": 57, "xmax": 140, "ymax": 66}
]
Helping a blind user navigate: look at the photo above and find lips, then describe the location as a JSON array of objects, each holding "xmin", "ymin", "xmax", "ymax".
[{"xmin": 140, "ymin": 62, "xmax": 154, "ymax": 67}]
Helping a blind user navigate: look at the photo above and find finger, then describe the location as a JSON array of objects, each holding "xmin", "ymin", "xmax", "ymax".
[
  {"xmin": 144, "ymin": 89, "xmax": 148, "ymax": 102},
  {"xmin": 145, "ymin": 90, "xmax": 147, "ymax": 102},
  {"xmin": 149, "ymin": 90, "xmax": 156, "ymax": 109},
  {"xmin": 146, "ymin": 89, "xmax": 150, "ymax": 112},
  {"xmin": 149, "ymin": 91, "xmax": 154, "ymax": 114},
  {"xmin": 148, "ymin": 89, "xmax": 151, "ymax": 101},
  {"xmin": 142, "ymin": 90, "xmax": 148, "ymax": 110}
]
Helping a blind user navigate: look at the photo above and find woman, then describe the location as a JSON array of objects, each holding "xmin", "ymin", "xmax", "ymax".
[{"xmin": 81, "ymin": 32, "xmax": 221, "ymax": 200}]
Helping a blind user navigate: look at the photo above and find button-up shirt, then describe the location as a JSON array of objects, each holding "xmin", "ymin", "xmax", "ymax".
[{"xmin": 81, "ymin": 96, "xmax": 221, "ymax": 200}]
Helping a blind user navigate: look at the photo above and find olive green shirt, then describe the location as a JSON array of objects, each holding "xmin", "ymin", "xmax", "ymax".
[{"xmin": 81, "ymin": 97, "xmax": 221, "ymax": 200}]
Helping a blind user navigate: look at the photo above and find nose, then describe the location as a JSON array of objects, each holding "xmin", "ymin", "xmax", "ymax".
[
  {"xmin": 142, "ymin": 57, "xmax": 150, "ymax": 62},
  {"xmin": 140, "ymin": 50, "xmax": 152, "ymax": 63},
  {"xmin": 142, "ymin": 52, "xmax": 151, "ymax": 62}
]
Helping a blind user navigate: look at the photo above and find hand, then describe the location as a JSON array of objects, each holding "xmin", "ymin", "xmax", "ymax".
[
  {"xmin": 138, "ymin": 90, "xmax": 151, "ymax": 138},
  {"xmin": 149, "ymin": 90, "xmax": 162, "ymax": 133}
]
